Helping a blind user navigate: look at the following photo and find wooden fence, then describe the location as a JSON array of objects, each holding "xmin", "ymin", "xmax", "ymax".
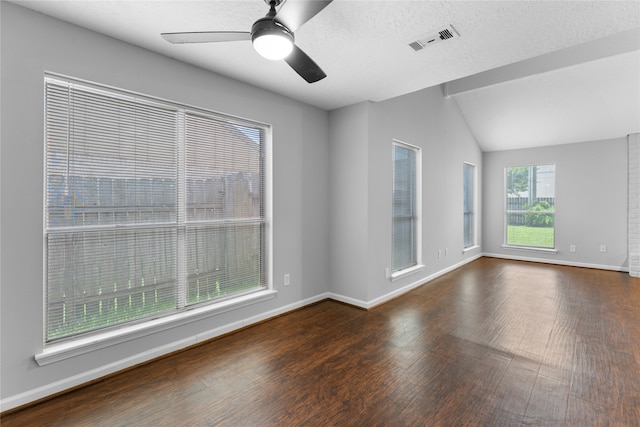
[{"xmin": 46, "ymin": 172, "xmax": 263, "ymax": 340}]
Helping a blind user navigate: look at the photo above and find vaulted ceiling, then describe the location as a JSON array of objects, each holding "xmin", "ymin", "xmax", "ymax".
[{"xmin": 9, "ymin": 0, "xmax": 640, "ymax": 151}]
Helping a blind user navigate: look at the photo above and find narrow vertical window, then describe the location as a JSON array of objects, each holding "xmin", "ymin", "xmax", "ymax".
[
  {"xmin": 463, "ymin": 162, "xmax": 476, "ymax": 249},
  {"xmin": 505, "ymin": 164, "xmax": 555, "ymax": 249},
  {"xmin": 44, "ymin": 75, "xmax": 269, "ymax": 342},
  {"xmin": 392, "ymin": 141, "xmax": 421, "ymax": 274}
]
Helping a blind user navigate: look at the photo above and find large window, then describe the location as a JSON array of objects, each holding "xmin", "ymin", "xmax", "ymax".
[
  {"xmin": 44, "ymin": 76, "xmax": 268, "ymax": 342},
  {"xmin": 392, "ymin": 141, "xmax": 421, "ymax": 274},
  {"xmin": 505, "ymin": 164, "xmax": 555, "ymax": 249},
  {"xmin": 463, "ymin": 162, "xmax": 476, "ymax": 249}
]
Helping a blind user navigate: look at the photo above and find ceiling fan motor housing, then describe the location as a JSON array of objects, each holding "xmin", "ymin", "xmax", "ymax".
[
  {"xmin": 251, "ymin": 17, "xmax": 295, "ymax": 60},
  {"xmin": 251, "ymin": 17, "xmax": 294, "ymax": 44}
]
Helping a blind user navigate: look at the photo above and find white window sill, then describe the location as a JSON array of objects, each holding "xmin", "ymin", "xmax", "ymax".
[
  {"xmin": 463, "ymin": 245, "xmax": 480, "ymax": 254},
  {"xmin": 391, "ymin": 264, "xmax": 425, "ymax": 281},
  {"xmin": 35, "ymin": 289, "xmax": 277, "ymax": 366},
  {"xmin": 501, "ymin": 244, "xmax": 558, "ymax": 254}
]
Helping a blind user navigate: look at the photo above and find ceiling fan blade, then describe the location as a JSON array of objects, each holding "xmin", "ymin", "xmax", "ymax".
[
  {"xmin": 275, "ymin": 0, "xmax": 333, "ymax": 32},
  {"xmin": 161, "ymin": 31, "xmax": 251, "ymax": 44},
  {"xmin": 284, "ymin": 44, "xmax": 326, "ymax": 83}
]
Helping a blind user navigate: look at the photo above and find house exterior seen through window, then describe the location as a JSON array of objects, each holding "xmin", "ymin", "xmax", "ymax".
[
  {"xmin": 505, "ymin": 164, "xmax": 555, "ymax": 249},
  {"xmin": 44, "ymin": 75, "xmax": 269, "ymax": 342}
]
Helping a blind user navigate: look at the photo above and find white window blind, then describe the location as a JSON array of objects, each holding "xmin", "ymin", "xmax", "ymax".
[
  {"xmin": 392, "ymin": 141, "xmax": 420, "ymax": 272},
  {"xmin": 463, "ymin": 162, "xmax": 476, "ymax": 248},
  {"xmin": 44, "ymin": 76, "xmax": 268, "ymax": 343},
  {"xmin": 184, "ymin": 113, "xmax": 266, "ymax": 306}
]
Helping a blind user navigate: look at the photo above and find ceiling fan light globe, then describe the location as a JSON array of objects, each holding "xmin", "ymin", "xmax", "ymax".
[{"xmin": 253, "ymin": 32, "xmax": 293, "ymax": 60}]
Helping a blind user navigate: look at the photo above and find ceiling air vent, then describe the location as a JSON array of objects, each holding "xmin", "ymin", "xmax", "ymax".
[{"xmin": 408, "ymin": 25, "xmax": 460, "ymax": 52}]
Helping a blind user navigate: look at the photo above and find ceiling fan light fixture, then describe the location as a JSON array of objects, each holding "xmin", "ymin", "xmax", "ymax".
[
  {"xmin": 253, "ymin": 33, "xmax": 293, "ymax": 60},
  {"xmin": 251, "ymin": 20, "xmax": 294, "ymax": 60}
]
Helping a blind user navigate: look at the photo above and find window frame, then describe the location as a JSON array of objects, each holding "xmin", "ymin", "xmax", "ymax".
[
  {"xmin": 503, "ymin": 163, "xmax": 557, "ymax": 252},
  {"xmin": 39, "ymin": 73, "xmax": 274, "ymax": 363},
  {"xmin": 391, "ymin": 140, "xmax": 423, "ymax": 279},
  {"xmin": 463, "ymin": 162, "xmax": 477, "ymax": 251}
]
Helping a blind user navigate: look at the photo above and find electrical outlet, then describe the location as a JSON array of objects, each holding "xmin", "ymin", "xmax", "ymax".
[
  {"xmin": 438, "ymin": 249, "xmax": 442, "ymax": 259},
  {"xmin": 284, "ymin": 273, "xmax": 290, "ymax": 286},
  {"xmin": 569, "ymin": 245, "xmax": 576, "ymax": 253},
  {"xmin": 385, "ymin": 267, "xmax": 390, "ymax": 278},
  {"xmin": 599, "ymin": 245, "xmax": 607, "ymax": 253}
]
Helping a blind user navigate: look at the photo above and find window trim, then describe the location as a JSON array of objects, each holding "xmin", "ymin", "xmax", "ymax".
[
  {"xmin": 35, "ymin": 288, "xmax": 276, "ymax": 366},
  {"xmin": 42, "ymin": 72, "xmax": 273, "ymax": 353},
  {"xmin": 390, "ymin": 263, "xmax": 425, "ymax": 281},
  {"xmin": 463, "ymin": 161, "xmax": 477, "ymax": 249},
  {"xmin": 501, "ymin": 244, "xmax": 558, "ymax": 254},
  {"xmin": 503, "ymin": 163, "xmax": 556, "ymax": 251},
  {"xmin": 391, "ymin": 139, "xmax": 422, "ymax": 278}
]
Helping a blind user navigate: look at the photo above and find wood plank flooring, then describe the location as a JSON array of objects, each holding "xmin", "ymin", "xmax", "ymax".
[{"xmin": 3, "ymin": 258, "xmax": 640, "ymax": 426}]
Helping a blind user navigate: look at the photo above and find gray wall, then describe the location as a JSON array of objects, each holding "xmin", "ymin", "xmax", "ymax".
[
  {"xmin": 482, "ymin": 138, "xmax": 628, "ymax": 270},
  {"xmin": 329, "ymin": 86, "xmax": 483, "ymax": 305},
  {"xmin": 1, "ymin": 2, "xmax": 329, "ymax": 407},
  {"xmin": 328, "ymin": 102, "xmax": 372, "ymax": 302}
]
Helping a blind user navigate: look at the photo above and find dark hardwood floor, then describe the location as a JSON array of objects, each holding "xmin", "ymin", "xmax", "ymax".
[{"xmin": 3, "ymin": 258, "xmax": 640, "ymax": 426}]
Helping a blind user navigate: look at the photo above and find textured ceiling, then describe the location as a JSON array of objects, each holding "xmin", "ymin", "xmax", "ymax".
[{"xmin": 8, "ymin": 0, "xmax": 640, "ymax": 149}]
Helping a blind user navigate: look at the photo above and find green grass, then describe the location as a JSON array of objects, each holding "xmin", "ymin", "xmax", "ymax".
[
  {"xmin": 48, "ymin": 297, "xmax": 176, "ymax": 341},
  {"xmin": 48, "ymin": 278, "xmax": 265, "ymax": 341},
  {"xmin": 507, "ymin": 225, "xmax": 554, "ymax": 249}
]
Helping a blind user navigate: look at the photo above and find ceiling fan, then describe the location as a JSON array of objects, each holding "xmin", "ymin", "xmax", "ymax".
[{"xmin": 161, "ymin": 0, "xmax": 333, "ymax": 83}]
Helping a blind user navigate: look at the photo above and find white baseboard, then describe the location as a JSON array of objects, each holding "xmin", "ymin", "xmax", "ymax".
[
  {"xmin": 482, "ymin": 252, "xmax": 629, "ymax": 272},
  {"xmin": 0, "ymin": 292, "xmax": 331, "ymax": 413},
  {"xmin": 366, "ymin": 254, "xmax": 484, "ymax": 308},
  {"xmin": 7, "ymin": 252, "xmax": 590, "ymax": 413},
  {"xmin": 1, "ymin": 337, "xmax": 196, "ymax": 413},
  {"xmin": 325, "ymin": 292, "xmax": 369, "ymax": 308},
  {"xmin": 328, "ymin": 253, "xmax": 483, "ymax": 310}
]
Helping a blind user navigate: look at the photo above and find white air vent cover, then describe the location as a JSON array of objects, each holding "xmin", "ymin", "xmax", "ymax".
[{"xmin": 408, "ymin": 25, "xmax": 460, "ymax": 51}]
